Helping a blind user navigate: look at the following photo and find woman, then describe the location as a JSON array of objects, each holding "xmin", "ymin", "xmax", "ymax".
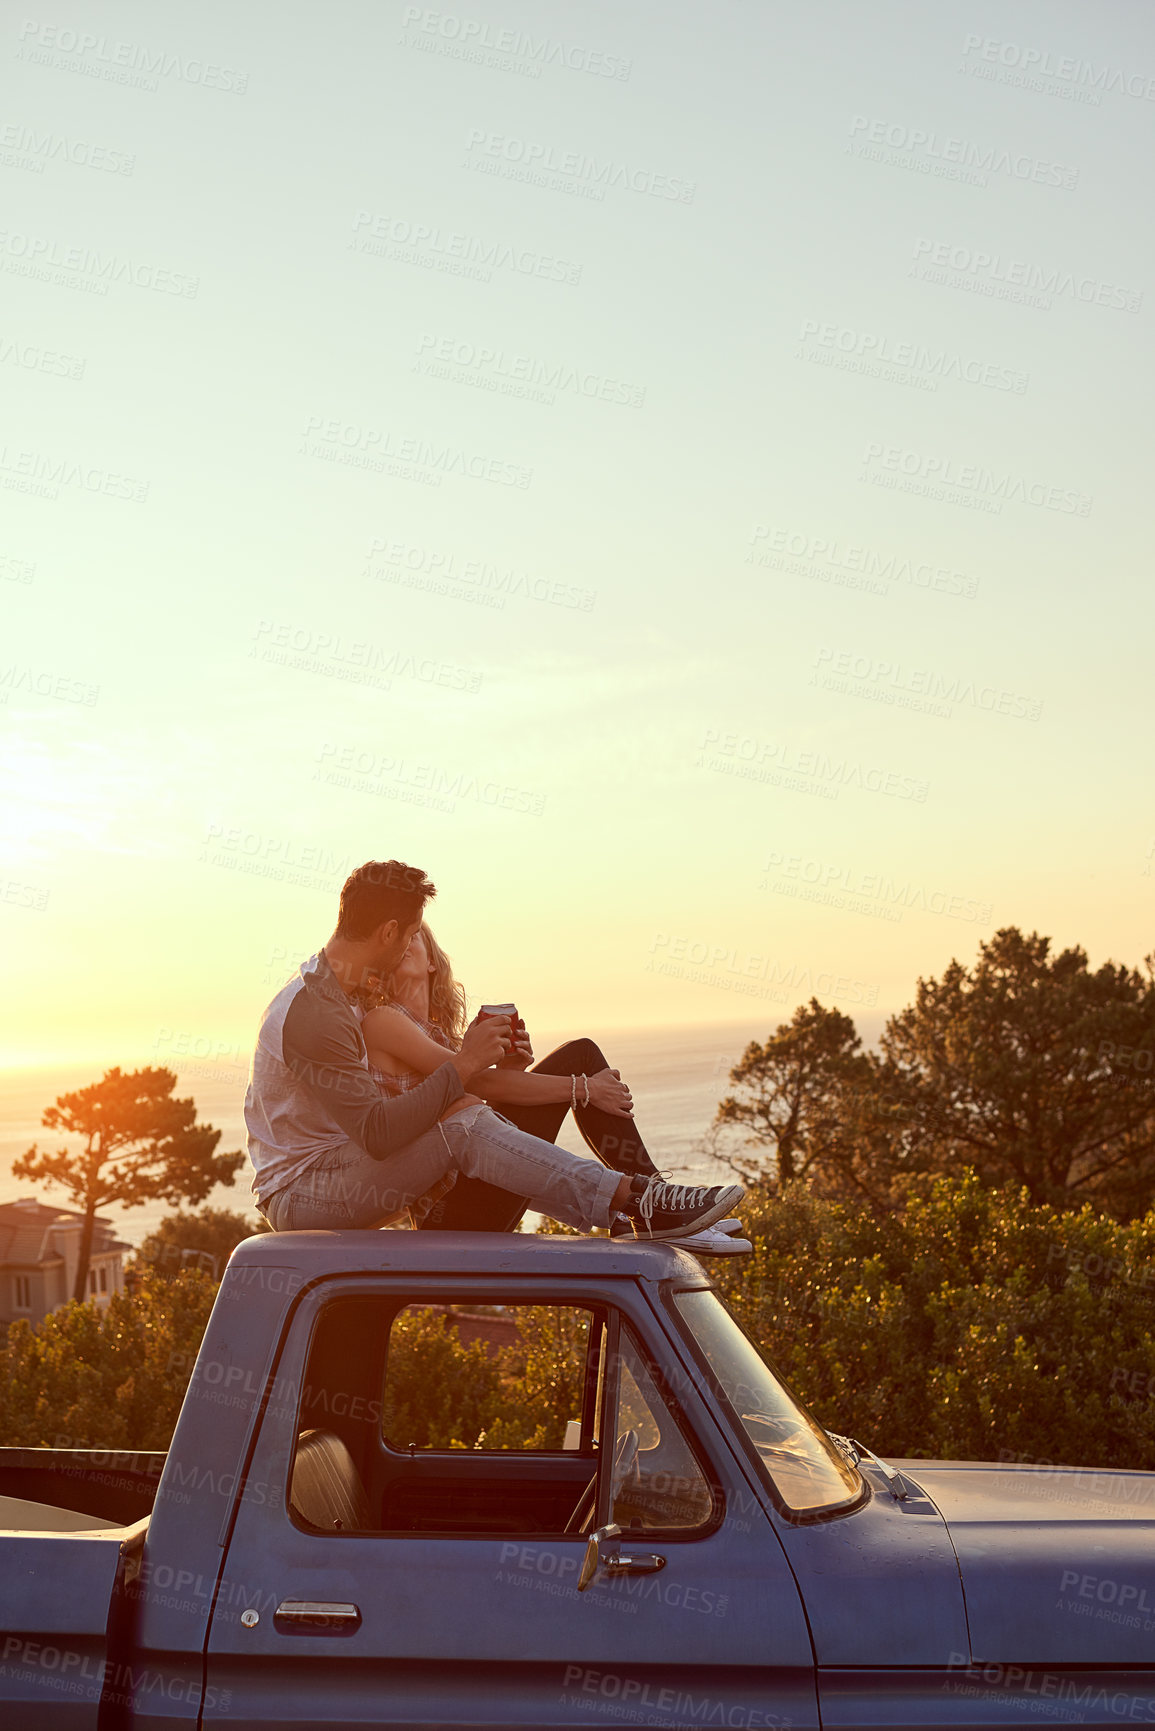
[{"xmin": 357, "ymin": 923, "xmax": 750, "ymax": 1255}]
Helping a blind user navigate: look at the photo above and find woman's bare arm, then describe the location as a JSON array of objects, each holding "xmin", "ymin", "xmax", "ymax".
[
  {"xmin": 363, "ymin": 1008, "xmax": 633, "ymax": 1119},
  {"xmin": 472, "ymin": 1069, "xmax": 573, "ymax": 1106},
  {"xmin": 363, "ymin": 1008, "xmax": 573, "ymax": 1109},
  {"xmin": 475, "ymin": 1066, "xmax": 634, "ymax": 1116},
  {"xmin": 361, "ymin": 1006, "xmax": 508, "ymax": 1114},
  {"xmin": 361, "ymin": 1005, "xmax": 453, "ymax": 1077}
]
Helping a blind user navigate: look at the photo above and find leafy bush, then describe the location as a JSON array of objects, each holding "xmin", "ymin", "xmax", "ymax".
[
  {"xmin": 5, "ymin": 1178, "xmax": 1154, "ymax": 1473},
  {"xmin": 0, "ymin": 1268, "xmax": 218, "ymax": 1450},
  {"xmin": 380, "ymin": 1307, "xmax": 506, "ymax": 1450},
  {"xmin": 381, "ymin": 1304, "xmax": 592, "ymax": 1452},
  {"xmin": 134, "ymin": 1205, "xmax": 267, "ymax": 1279},
  {"xmin": 711, "ymin": 1171, "xmax": 1155, "ymax": 1469},
  {"xmin": 480, "ymin": 1305, "xmax": 591, "ymax": 1450}
]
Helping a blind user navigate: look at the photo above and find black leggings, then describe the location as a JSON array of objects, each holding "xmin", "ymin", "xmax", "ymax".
[{"xmin": 416, "ymin": 1037, "xmax": 660, "ymax": 1234}]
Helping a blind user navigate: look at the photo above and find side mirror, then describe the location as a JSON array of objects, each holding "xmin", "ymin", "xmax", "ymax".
[{"xmin": 578, "ymin": 1523, "xmax": 621, "ymax": 1592}]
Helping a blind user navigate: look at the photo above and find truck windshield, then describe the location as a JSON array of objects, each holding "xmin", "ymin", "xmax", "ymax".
[{"xmin": 672, "ymin": 1289, "xmax": 861, "ymax": 1515}]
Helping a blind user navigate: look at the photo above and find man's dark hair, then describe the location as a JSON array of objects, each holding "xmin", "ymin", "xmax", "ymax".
[{"xmin": 335, "ymin": 860, "xmax": 436, "ymax": 940}]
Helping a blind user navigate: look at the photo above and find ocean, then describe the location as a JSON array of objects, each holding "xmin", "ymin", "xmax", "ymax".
[{"xmin": 0, "ymin": 1020, "xmax": 770, "ymax": 1247}]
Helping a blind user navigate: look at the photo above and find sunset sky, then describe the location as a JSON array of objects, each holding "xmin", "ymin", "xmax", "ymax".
[{"xmin": 2, "ymin": 0, "xmax": 1153, "ymax": 1078}]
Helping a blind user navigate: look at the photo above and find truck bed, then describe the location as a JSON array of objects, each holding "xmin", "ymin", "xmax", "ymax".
[
  {"xmin": 0, "ymin": 1446, "xmax": 165, "ymax": 1525},
  {"xmin": 0, "ymin": 1491, "xmax": 126, "ymax": 1531}
]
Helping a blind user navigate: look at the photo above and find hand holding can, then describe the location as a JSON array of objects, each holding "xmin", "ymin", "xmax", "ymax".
[{"xmin": 480, "ymin": 1002, "xmax": 530, "ymax": 1068}]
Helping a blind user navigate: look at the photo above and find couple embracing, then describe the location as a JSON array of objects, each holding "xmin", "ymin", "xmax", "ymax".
[{"xmin": 244, "ymin": 859, "xmax": 749, "ymax": 1255}]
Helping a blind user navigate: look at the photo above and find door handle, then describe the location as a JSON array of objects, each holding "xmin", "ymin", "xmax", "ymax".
[
  {"xmin": 579, "ymin": 1523, "xmax": 667, "ymax": 1591},
  {"xmin": 274, "ymin": 1600, "xmax": 361, "ymax": 1632},
  {"xmin": 604, "ymin": 1552, "xmax": 666, "ymax": 1575}
]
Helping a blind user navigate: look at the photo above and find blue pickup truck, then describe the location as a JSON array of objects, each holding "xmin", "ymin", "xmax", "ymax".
[{"xmin": 2, "ymin": 1231, "xmax": 1154, "ymax": 1730}]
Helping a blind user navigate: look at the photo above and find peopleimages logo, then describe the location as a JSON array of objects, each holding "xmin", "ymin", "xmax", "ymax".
[
  {"xmin": 315, "ymin": 743, "xmax": 547, "ymax": 817},
  {"xmin": 414, "ymin": 333, "xmax": 645, "ymax": 407},
  {"xmin": 648, "ymin": 933, "xmax": 879, "ymax": 1006},
  {"xmin": 861, "ymin": 442, "xmax": 1092, "ymax": 517},
  {"xmin": 761, "ymin": 852, "xmax": 993, "ymax": 925},
  {"xmin": 697, "ymin": 729, "xmax": 930, "ymax": 804},
  {"xmin": 0, "ymin": 229, "xmax": 199, "ymax": 297},
  {"xmin": 0, "ymin": 876, "xmax": 51, "ymax": 911},
  {"xmin": 15, "ymin": 20, "xmax": 249, "ymax": 93},
  {"xmin": 299, "ymin": 416, "xmax": 533, "ymax": 490},
  {"xmin": 0, "ymin": 122, "xmax": 135, "ymax": 175},
  {"xmin": 910, "ymin": 238, "xmax": 1142, "ymax": 314},
  {"xmin": 812, "ymin": 645, "xmax": 1044, "ymax": 722},
  {"xmin": 463, "ymin": 129, "xmax": 695, "ymax": 202},
  {"xmin": 0, "ymin": 445, "xmax": 148, "ymax": 503},
  {"xmin": 0, "ymin": 663, "xmax": 100, "ymax": 705},
  {"xmin": 797, "ymin": 320, "xmax": 1028, "ymax": 394},
  {"xmin": 364, "ymin": 536, "xmax": 596, "ymax": 612},
  {"xmin": 351, "ymin": 210, "xmax": 582, "ymax": 286},
  {"xmin": 0, "ymin": 334, "xmax": 86, "ymax": 379},
  {"xmin": 847, "ymin": 115, "xmax": 1078, "ymax": 188},
  {"xmin": 748, "ymin": 525, "xmax": 977, "ymax": 599},
  {"xmin": 399, "ymin": 8, "xmax": 632, "ymax": 81},
  {"xmin": 250, "ymin": 618, "xmax": 484, "ymax": 694},
  {"xmin": 961, "ymin": 34, "xmax": 1155, "ymax": 101}
]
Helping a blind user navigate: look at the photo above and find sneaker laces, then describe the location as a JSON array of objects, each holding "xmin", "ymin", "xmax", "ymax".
[{"xmin": 634, "ymin": 1179, "xmax": 710, "ymax": 1230}]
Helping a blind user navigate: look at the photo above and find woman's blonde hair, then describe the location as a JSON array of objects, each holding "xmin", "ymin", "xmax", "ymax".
[
  {"xmin": 420, "ymin": 922, "xmax": 468, "ymax": 1045},
  {"xmin": 358, "ymin": 922, "xmax": 469, "ymax": 1045}
]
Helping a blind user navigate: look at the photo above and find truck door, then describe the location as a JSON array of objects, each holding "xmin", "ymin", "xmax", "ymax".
[{"xmin": 203, "ymin": 1274, "xmax": 817, "ymax": 1731}]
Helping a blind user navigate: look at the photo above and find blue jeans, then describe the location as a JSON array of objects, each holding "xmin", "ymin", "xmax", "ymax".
[{"xmin": 260, "ymin": 1102, "xmax": 623, "ymax": 1233}]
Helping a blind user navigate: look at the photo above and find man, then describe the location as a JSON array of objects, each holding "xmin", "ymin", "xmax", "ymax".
[{"xmin": 245, "ymin": 859, "xmax": 742, "ymax": 1239}]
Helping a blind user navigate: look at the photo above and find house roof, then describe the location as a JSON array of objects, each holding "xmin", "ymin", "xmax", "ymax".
[
  {"xmin": 0, "ymin": 1199, "xmax": 130, "ymax": 1270},
  {"xmin": 0, "ymin": 1199, "xmax": 82, "ymax": 1224},
  {"xmin": 0, "ymin": 1226, "xmax": 64, "ymax": 1269}
]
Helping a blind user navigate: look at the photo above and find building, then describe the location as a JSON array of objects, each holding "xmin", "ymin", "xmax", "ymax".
[
  {"xmin": 440, "ymin": 1306, "xmax": 520, "ymax": 1358},
  {"xmin": 0, "ymin": 1198, "xmax": 130, "ymax": 1329}
]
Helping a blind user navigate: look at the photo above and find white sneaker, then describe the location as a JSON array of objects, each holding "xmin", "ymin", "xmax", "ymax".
[{"xmin": 676, "ymin": 1224, "xmax": 753, "ymax": 1256}]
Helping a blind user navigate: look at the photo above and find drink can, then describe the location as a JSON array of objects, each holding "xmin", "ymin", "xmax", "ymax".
[{"xmin": 479, "ymin": 1002, "xmax": 518, "ymax": 1024}]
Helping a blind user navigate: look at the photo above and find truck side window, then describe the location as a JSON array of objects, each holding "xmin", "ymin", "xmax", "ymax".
[{"xmin": 289, "ymin": 1293, "xmax": 719, "ymax": 1540}]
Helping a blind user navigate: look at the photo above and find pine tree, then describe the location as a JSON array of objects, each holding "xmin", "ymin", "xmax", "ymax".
[{"xmin": 14, "ymin": 1067, "xmax": 245, "ymax": 1300}]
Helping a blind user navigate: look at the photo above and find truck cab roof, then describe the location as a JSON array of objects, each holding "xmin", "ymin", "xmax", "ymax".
[{"xmin": 227, "ymin": 1228, "xmax": 716, "ymax": 1283}]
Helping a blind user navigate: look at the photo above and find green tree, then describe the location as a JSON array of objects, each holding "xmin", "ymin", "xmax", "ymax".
[
  {"xmin": 710, "ymin": 1172, "xmax": 1155, "ymax": 1469},
  {"xmin": 879, "ymin": 929, "xmax": 1155, "ymax": 1214},
  {"xmin": 0, "ymin": 1267, "xmax": 218, "ymax": 1450},
  {"xmin": 713, "ymin": 1000, "xmax": 881, "ymax": 1196},
  {"xmin": 482, "ymin": 1306, "xmax": 591, "ymax": 1451},
  {"xmin": 379, "ymin": 1304, "xmax": 591, "ymax": 1452},
  {"xmin": 381, "ymin": 1307, "xmax": 506, "ymax": 1449},
  {"xmin": 13, "ymin": 1067, "xmax": 245, "ymax": 1300},
  {"xmin": 135, "ymin": 1206, "xmax": 268, "ymax": 1280}
]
